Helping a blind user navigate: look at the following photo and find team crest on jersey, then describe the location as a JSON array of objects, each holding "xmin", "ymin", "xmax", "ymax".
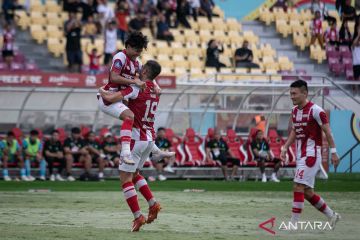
[{"xmin": 114, "ymin": 60, "xmax": 122, "ymax": 69}]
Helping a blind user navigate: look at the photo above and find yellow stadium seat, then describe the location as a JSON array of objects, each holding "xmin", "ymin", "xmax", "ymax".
[
  {"xmin": 158, "ymin": 60, "xmax": 174, "ymax": 69},
  {"xmin": 266, "ymin": 69, "xmax": 282, "ymax": 81},
  {"xmin": 205, "ymin": 67, "xmax": 218, "ymax": 75},
  {"xmin": 186, "ymin": 48, "xmax": 204, "ymax": 58},
  {"xmin": 188, "ymin": 20, "xmax": 200, "ymax": 31},
  {"xmin": 172, "ymin": 47, "xmax": 187, "ymax": 55},
  {"xmin": 300, "ymin": 9, "xmax": 313, "ymax": 22},
  {"xmin": 259, "ymin": 7, "xmax": 274, "ymax": 25},
  {"xmin": 251, "ymin": 68, "xmax": 267, "ymax": 81},
  {"xmin": 276, "ymin": 20, "xmax": 291, "ymax": 38},
  {"xmin": 157, "ymin": 54, "xmax": 170, "ymax": 61},
  {"xmin": 278, "ymin": 56, "xmax": 294, "ymax": 71},
  {"xmin": 174, "ymin": 61, "xmax": 189, "ymax": 69},
  {"xmin": 31, "ymin": 4, "xmax": 45, "ymax": 13},
  {"xmin": 47, "ymin": 38, "xmax": 64, "ymax": 57},
  {"xmin": 213, "ymin": 6, "xmax": 225, "ymax": 18},
  {"xmin": 15, "ymin": 10, "xmax": 30, "ymax": 30},
  {"xmin": 145, "ymin": 47, "xmax": 157, "ymax": 56},
  {"xmin": 310, "ymin": 45, "xmax": 326, "ymax": 64},
  {"xmin": 174, "ymin": 67, "xmax": 188, "ymax": 77},
  {"xmin": 188, "ymin": 59, "xmax": 204, "ymax": 69},
  {"xmin": 158, "ymin": 46, "xmax": 173, "ymax": 55},
  {"xmin": 172, "ymin": 55, "xmax": 185, "ymax": 61},
  {"xmin": 243, "ymin": 31, "xmax": 259, "ymax": 44},
  {"xmin": 116, "ymin": 41, "xmax": 124, "ymax": 50},
  {"xmin": 218, "ymin": 68, "xmax": 235, "ymax": 81},
  {"xmin": 190, "ymin": 68, "xmax": 206, "ymax": 79},
  {"xmin": 273, "ymin": 7, "xmax": 287, "ymax": 21},
  {"xmin": 45, "ymin": 2, "xmax": 62, "ymax": 13},
  {"xmin": 213, "ymin": 22, "xmax": 227, "ymax": 31},
  {"xmin": 31, "ymin": 26, "xmax": 47, "ymax": 44},
  {"xmin": 141, "ymin": 54, "xmax": 154, "ymax": 62},
  {"xmin": 161, "ymin": 67, "xmax": 173, "ymax": 75},
  {"xmin": 287, "ymin": 8, "xmax": 301, "ymax": 21},
  {"xmin": 185, "ymin": 35, "xmax": 201, "ymax": 45}
]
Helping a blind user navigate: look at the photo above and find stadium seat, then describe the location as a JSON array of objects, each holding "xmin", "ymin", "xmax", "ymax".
[
  {"xmin": 276, "ymin": 20, "xmax": 291, "ymax": 38},
  {"xmin": 225, "ymin": 129, "xmax": 245, "ymax": 164},
  {"xmin": 56, "ymin": 128, "xmax": 67, "ymax": 144},
  {"xmin": 183, "ymin": 128, "xmax": 206, "ymax": 166},
  {"xmin": 164, "ymin": 128, "xmax": 185, "ymax": 166},
  {"xmin": 189, "ymin": 68, "xmax": 205, "ymax": 79},
  {"xmin": 15, "ymin": 10, "xmax": 30, "ymax": 30},
  {"xmin": 267, "ymin": 129, "xmax": 283, "ymax": 160},
  {"xmin": 47, "ymin": 38, "xmax": 64, "ymax": 57},
  {"xmin": 243, "ymin": 31, "xmax": 259, "ymax": 44},
  {"xmin": 259, "ymin": 7, "xmax": 274, "ymax": 25}
]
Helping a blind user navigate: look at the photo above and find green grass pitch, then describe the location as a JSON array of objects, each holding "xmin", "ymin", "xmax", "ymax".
[{"xmin": 1, "ymin": 174, "xmax": 360, "ymax": 240}]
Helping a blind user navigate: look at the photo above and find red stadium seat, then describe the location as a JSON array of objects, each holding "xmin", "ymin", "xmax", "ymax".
[
  {"xmin": 183, "ymin": 128, "xmax": 206, "ymax": 166},
  {"xmin": 205, "ymin": 128, "xmax": 214, "ymax": 144},
  {"xmin": 35, "ymin": 128, "xmax": 43, "ymax": 140},
  {"xmin": 165, "ymin": 128, "xmax": 185, "ymax": 166},
  {"xmin": 56, "ymin": 128, "xmax": 67, "ymax": 144},
  {"xmin": 99, "ymin": 127, "xmax": 110, "ymax": 138},
  {"xmin": 225, "ymin": 129, "xmax": 245, "ymax": 165},
  {"xmin": 241, "ymin": 128, "xmax": 258, "ymax": 167},
  {"xmin": 12, "ymin": 127, "xmax": 23, "ymax": 146},
  {"xmin": 81, "ymin": 126, "xmax": 91, "ymax": 138}
]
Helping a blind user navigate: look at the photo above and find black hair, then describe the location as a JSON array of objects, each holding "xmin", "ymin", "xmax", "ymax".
[
  {"xmin": 125, "ymin": 31, "xmax": 148, "ymax": 50},
  {"xmin": 86, "ymin": 131, "xmax": 95, "ymax": 138},
  {"xmin": 30, "ymin": 130, "xmax": 39, "ymax": 136},
  {"xmin": 71, "ymin": 127, "xmax": 81, "ymax": 134},
  {"xmin": 51, "ymin": 130, "xmax": 59, "ymax": 135},
  {"xmin": 157, "ymin": 127, "xmax": 166, "ymax": 132},
  {"xmin": 144, "ymin": 60, "xmax": 161, "ymax": 80},
  {"xmin": 290, "ymin": 79, "xmax": 308, "ymax": 92},
  {"xmin": 207, "ymin": 39, "xmax": 215, "ymax": 48},
  {"xmin": 7, "ymin": 131, "xmax": 14, "ymax": 137}
]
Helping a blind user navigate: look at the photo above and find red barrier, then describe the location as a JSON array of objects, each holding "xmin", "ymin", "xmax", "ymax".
[{"xmin": 0, "ymin": 71, "xmax": 176, "ymax": 89}]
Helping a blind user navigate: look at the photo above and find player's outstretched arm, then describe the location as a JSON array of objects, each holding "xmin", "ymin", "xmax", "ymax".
[
  {"xmin": 321, "ymin": 123, "xmax": 339, "ymax": 167},
  {"xmin": 99, "ymin": 87, "xmax": 124, "ymax": 103},
  {"xmin": 280, "ymin": 128, "xmax": 296, "ymax": 160},
  {"xmin": 110, "ymin": 72, "xmax": 146, "ymax": 90}
]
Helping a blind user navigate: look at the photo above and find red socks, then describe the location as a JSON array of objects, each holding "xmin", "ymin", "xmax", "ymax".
[
  {"xmin": 308, "ymin": 194, "xmax": 333, "ymax": 218},
  {"xmin": 133, "ymin": 174, "xmax": 156, "ymax": 207},
  {"xmin": 291, "ymin": 191, "xmax": 304, "ymax": 222},
  {"xmin": 122, "ymin": 182, "xmax": 141, "ymax": 218}
]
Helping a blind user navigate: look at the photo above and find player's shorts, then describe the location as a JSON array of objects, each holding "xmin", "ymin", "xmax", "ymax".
[
  {"xmin": 293, "ymin": 146, "xmax": 322, "ymax": 189},
  {"xmin": 2, "ymin": 50, "xmax": 13, "ymax": 57},
  {"xmin": 119, "ymin": 141, "xmax": 154, "ymax": 173},
  {"xmin": 98, "ymin": 96, "xmax": 129, "ymax": 119}
]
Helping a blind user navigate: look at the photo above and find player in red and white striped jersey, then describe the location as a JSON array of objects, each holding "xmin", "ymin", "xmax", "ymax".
[
  {"xmin": 2, "ymin": 23, "xmax": 15, "ymax": 69},
  {"xmin": 281, "ymin": 80, "xmax": 341, "ymax": 229},
  {"xmin": 98, "ymin": 31, "xmax": 173, "ymax": 165},
  {"xmin": 99, "ymin": 60, "xmax": 163, "ymax": 232}
]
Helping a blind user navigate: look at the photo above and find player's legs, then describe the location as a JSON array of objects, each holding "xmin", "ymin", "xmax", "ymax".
[
  {"xmin": 24, "ymin": 156, "xmax": 36, "ymax": 181},
  {"xmin": 37, "ymin": 155, "xmax": 47, "ymax": 180},
  {"xmin": 2, "ymin": 154, "xmax": 11, "ymax": 181},
  {"xmin": 97, "ymin": 156, "xmax": 105, "ymax": 179},
  {"xmin": 79, "ymin": 153, "xmax": 92, "ymax": 176},
  {"xmin": 270, "ymin": 159, "xmax": 281, "ymax": 182},
  {"xmin": 229, "ymin": 158, "xmax": 240, "ymax": 180},
  {"xmin": 256, "ymin": 158, "xmax": 267, "ymax": 182},
  {"xmin": 119, "ymin": 109, "xmax": 135, "ymax": 165},
  {"xmin": 17, "ymin": 154, "xmax": 27, "ymax": 181},
  {"xmin": 291, "ymin": 183, "xmax": 306, "ymax": 223},
  {"xmin": 64, "ymin": 153, "xmax": 75, "ymax": 181},
  {"xmin": 150, "ymin": 144, "xmax": 176, "ymax": 162}
]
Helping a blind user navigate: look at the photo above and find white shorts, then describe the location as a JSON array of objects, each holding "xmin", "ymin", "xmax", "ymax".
[
  {"xmin": 293, "ymin": 147, "xmax": 322, "ymax": 189},
  {"xmin": 118, "ymin": 141, "xmax": 155, "ymax": 173},
  {"xmin": 98, "ymin": 96, "xmax": 129, "ymax": 119}
]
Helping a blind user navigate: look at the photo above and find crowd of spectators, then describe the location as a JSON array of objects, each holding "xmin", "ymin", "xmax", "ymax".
[{"xmin": 61, "ymin": 0, "xmax": 219, "ymax": 73}]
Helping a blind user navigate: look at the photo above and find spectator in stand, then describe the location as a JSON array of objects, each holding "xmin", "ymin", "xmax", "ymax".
[
  {"xmin": 2, "ymin": 0, "xmax": 23, "ymax": 25},
  {"xmin": 205, "ymin": 39, "xmax": 225, "ymax": 71},
  {"xmin": 2, "ymin": 23, "xmax": 15, "ymax": 69},
  {"xmin": 65, "ymin": 12, "xmax": 83, "ymax": 73},
  {"xmin": 156, "ymin": 13, "xmax": 174, "ymax": 43},
  {"xmin": 341, "ymin": 0, "xmax": 356, "ymax": 22},
  {"xmin": 128, "ymin": 11, "xmax": 146, "ymax": 32},
  {"xmin": 22, "ymin": 130, "xmax": 47, "ymax": 181},
  {"xmin": 150, "ymin": 127, "xmax": 175, "ymax": 181},
  {"xmin": 1, "ymin": 131, "xmax": 26, "ymax": 181},
  {"xmin": 82, "ymin": 15, "xmax": 99, "ymax": 42},
  {"xmin": 176, "ymin": 0, "xmax": 191, "ymax": 28},
  {"xmin": 339, "ymin": 20, "xmax": 353, "ymax": 49},
  {"xmin": 206, "ymin": 128, "xmax": 240, "ymax": 181},
  {"xmin": 101, "ymin": 132, "xmax": 121, "ymax": 167},
  {"xmin": 310, "ymin": 10, "xmax": 324, "ymax": 48},
  {"xmin": 63, "ymin": 127, "xmax": 92, "ymax": 181},
  {"xmin": 336, "ymin": 0, "xmax": 346, "ymax": 14},
  {"xmin": 43, "ymin": 130, "xmax": 65, "ymax": 181},
  {"xmin": 97, "ymin": 0, "xmax": 115, "ymax": 31},
  {"xmin": 324, "ymin": 19, "xmax": 339, "ymax": 47},
  {"xmin": 84, "ymin": 131, "xmax": 105, "ymax": 180},
  {"xmin": 251, "ymin": 130, "xmax": 281, "ymax": 183},
  {"xmin": 352, "ymin": 30, "xmax": 360, "ymax": 81},
  {"xmin": 188, "ymin": 0, "xmax": 201, "ymax": 22},
  {"xmin": 270, "ymin": 0, "xmax": 288, "ymax": 12},
  {"xmin": 64, "ymin": 0, "xmax": 81, "ymax": 13},
  {"xmin": 157, "ymin": 0, "xmax": 177, "ymax": 27},
  {"xmin": 104, "ymin": 20, "xmax": 118, "ymax": 66},
  {"xmin": 356, "ymin": 0, "xmax": 360, "ymax": 11},
  {"xmin": 234, "ymin": 40, "xmax": 260, "ymax": 69},
  {"xmin": 200, "ymin": 0, "xmax": 215, "ymax": 22},
  {"xmin": 87, "ymin": 47, "xmax": 102, "ymax": 75},
  {"xmin": 79, "ymin": 0, "xmax": 97, "ymax": 22},
  {"xmin": 115, "ymin": 0, "xmax": 129, "ymax": 44},
  {"xmin": 310, "ymin": 0, "xmax": 328, "ymax": 20}
]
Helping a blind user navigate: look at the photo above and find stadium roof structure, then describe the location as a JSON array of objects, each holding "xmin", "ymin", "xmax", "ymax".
[{"xmin": 0, "ymin": 73, "xmax": 359, "ymax": 135}]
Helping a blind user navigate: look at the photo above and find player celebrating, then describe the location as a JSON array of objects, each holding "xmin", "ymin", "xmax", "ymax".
[
  {"xmin": 98, "ymin": 31, "xmax": 173, "ymax": 165},
  {"xmin": 280, "ymin": 80, "xmax": 341, "ymax": 229},
  {"xmin": 99, "ymin": 60, "xmax": 163, "ymax": 232}
]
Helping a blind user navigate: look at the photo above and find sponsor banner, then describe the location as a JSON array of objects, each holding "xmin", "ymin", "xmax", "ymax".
[{"xmin": 0, "ymin": 71, "xmax": 176, "ymax": 89}]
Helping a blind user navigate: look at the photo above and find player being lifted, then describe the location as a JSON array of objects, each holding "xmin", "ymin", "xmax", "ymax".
[
  {"xmin": 98, "ymin": 31, "xmax": 174, "ymax": 165},
  {"xmin": 99, "ymin": 60, "xmax": 163, "ymax": 232},
  {"xmin": 280, "ymin": 80, "xmax": 341, "ymax": 229}
]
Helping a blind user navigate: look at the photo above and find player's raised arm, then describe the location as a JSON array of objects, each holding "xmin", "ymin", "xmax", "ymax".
[{"xmin": 321, "ymin": 123, "xmax": 339, "ymax": 167}]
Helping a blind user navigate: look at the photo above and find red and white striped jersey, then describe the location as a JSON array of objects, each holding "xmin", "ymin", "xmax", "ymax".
[
  {"xmin": 121, "ymin": 81, "xmax": 159, "ymax": 141},
  {"xmin": 104, "ymin": 50, "xmax": 142, "ymax": 92},
  {"xmin": 292, "ymin": 101, "xmax": 328, "ymax": 161},
  {"xmin": 3, "ymin": 29, "xmax": 15, "ymax": 51}
]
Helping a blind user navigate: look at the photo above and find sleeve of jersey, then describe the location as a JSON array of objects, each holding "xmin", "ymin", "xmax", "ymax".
[
  {"xmin": 110, "ymin": 53, "xmax": 126, "ymax": 74},
  {"xmin": 121, "ymin": 86, "xmax": 139, "ymax": 101},
  {"xmin": 313, "ymin": 107, "xmax": 329, "ymax": 126}
]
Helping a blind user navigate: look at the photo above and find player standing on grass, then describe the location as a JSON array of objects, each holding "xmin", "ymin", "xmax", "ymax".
[
  {"xmin": 97, "ymin": 31, "xmax": 173, "ymax": 165},
  {"xmin": 280, "ymin": 80, "xmax": 341, "ymax": 229},
  {"xmin": 99, "ymin": 60, "xmax": 163, "ymax": 232}
]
